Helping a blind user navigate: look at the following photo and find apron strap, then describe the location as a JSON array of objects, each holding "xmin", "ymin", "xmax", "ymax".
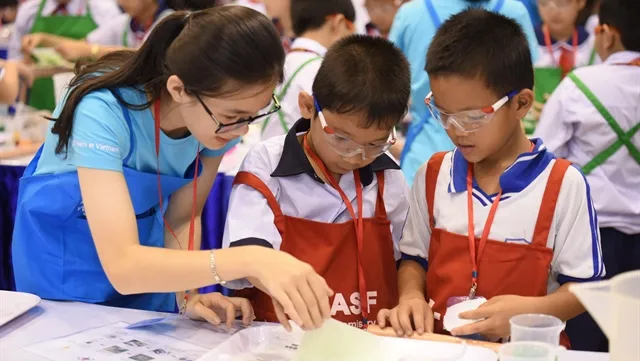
[
  {"xmin": 568, "ymin": 72, "xmax": 640, "ymax": 175},
  {"xmin": 262, "ymin": 57, "xmax": 322, "ymax": 135},
  {"xmin": 492, "ymin": 0, "xmax": 506, "ymax": 12},
  {"xmin": 35, "ymin": 0, "xmax": 47, "ymax": 20},
  {"xmin": 374, "ymin": 171, "xmax": 387, "ymax": 217},
  {"xmin": 424, "ymin": 0, "xmax": 441, "ymax": 28},
  {"xmin": 425, "ymin": 151, "xmax": 448, "ymax": 229},
  {"xmin": 588, "ymin": 47, "xmax": 597, "ymax": 66},
  {"xmin": 531, "ymin": 159, "xmax": 571, "ymax": 247},
  {"xmin": 233, "ymin": 171, "xmax": 284, "ymax": 218}
]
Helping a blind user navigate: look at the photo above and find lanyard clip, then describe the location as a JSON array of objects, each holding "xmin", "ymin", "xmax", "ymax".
[{"xmin": 469, "ymin": 282, "xmax": 478, "ymax": 299}]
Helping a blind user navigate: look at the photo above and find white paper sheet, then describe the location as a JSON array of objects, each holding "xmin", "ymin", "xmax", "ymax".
[{"xmin": 24, "ymin": 322, "xmax": 208, "ymax": 361}]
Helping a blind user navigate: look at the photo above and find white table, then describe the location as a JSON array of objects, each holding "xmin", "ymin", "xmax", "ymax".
[{"xmin": 0, "ymin": 300, "xmax": 609, "ymax": 361}]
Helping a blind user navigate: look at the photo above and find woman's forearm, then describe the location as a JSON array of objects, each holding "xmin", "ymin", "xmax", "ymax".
[{"xmin": 112, "ymin": 245, "xmax": 261, "ymax": 295}]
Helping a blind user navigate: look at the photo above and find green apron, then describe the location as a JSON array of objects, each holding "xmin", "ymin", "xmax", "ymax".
[
  {"xmin": 29, "ymin": 0, "xmax": 97, "ymax": 111},
  {"xmin": 261, "ymin": 56, "xmax": 322, "ymax": 135},
  {"xmin": 523, "ymin": 49, "xmax": 599, "ymax": 135},
  {"xmin": 567, "ymin": 72, "xmax": 640, "ymax": 175}
]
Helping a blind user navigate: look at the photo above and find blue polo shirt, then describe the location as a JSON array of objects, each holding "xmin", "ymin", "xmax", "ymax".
[{"xmin": 35, "ymin": 87, "xmax": 240, "ymax": 177}]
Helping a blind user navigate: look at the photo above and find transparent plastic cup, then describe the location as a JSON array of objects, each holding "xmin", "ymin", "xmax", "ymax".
[
  {"xmin": 499, "ymin": 342, "xmax": 565, "ymax": 361},
  {"xmin": 509, "ymin": 314, "xmax": 564, "ymax": 345}
]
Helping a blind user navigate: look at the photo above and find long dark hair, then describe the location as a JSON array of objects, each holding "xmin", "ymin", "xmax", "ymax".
[{"xmin": 52, "ymin": 6, "xmax": 285, "ymax": 155}]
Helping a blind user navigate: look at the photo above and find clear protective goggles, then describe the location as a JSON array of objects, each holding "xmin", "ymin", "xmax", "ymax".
[
  {"xmin": 314, "ymin": 97, "xmax": 397, "ymax": 160},
  {"xmin": 425, "ymin": 90, "xmax": 518, "ymax": 133}
]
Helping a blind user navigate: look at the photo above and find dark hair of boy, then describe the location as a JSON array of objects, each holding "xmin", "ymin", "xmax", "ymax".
[
  {"xmin": 312, "ymin": 34, "xmax": 410, "ymax": 130},
  {"xmin": 290, "ymin": 0, "xmax": 356, "ymax": 37},
  {"xmin": 599, "ymin": 0, "xmax": 640, "ymax": 52},
  {"xmin": 426, "ymin": 8, "xmax": 534, "ymax": 98}
]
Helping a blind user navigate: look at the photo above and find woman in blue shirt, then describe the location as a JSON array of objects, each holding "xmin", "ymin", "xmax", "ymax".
[{"xmin": 12, "ymin": 6, "xmax": 333, "ymax": 331}]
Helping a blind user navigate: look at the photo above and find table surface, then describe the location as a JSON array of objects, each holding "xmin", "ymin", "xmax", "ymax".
[{"xmin": 0, "ymin": 300, "xmax": 610, "ymax": 361}]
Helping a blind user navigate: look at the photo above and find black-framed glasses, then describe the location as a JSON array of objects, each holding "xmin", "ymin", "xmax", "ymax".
[{"xmin": 195, "ymin": 94, "xmax": 281, "ymax": 134}]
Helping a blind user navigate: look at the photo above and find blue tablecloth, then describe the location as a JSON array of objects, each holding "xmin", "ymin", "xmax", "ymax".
[{"xmin": 0, "ymin": 164, "xmax": 235, "ymax": 294}]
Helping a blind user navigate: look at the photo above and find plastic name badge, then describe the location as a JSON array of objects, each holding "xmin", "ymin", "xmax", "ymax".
[{"xmin": 295, "ymin": 319, "xmax": 384, "ymax": 361}]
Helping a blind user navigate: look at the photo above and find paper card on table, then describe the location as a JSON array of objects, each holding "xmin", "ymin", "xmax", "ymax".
[
  {"xmin": 443, "ymin": 297, "xmax": 487, "ymax": 332},
  {"xmin": 295, "ymin": 319, "xmax": 384, "ymax": 361},
  {"xmin": 126, "ymin": 315, "xmax": 180, "ymax": 329}
]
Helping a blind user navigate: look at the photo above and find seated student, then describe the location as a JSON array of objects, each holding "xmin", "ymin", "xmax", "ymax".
[
  {"xmin": 8, "ymin": 0, "xmax": 121, "ymax": 110},
  {"xmin": 21, "ymin": 0, "xmax": 178, "ymax": 64},
  {"xmin": 534, "ymin": 0, "xmax": 639, "ymax": 352},
  {"xmin": 524, "ymin": 0, "xmax": 596, "ymax": 134},
  {"xmin": 260, "ymin": 0, "xmax": 355, "ymax": 140},
  {"xmin": 223, "ymin": 35, "xmax": 411, "ymax": 329},
  {"xmin": 377, "ymin": 9, "xmax": 603, "ymax": 346}
]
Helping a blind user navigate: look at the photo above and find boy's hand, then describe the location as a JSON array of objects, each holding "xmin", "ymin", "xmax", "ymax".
[
  {"xmin": 451, "ymin": 295, "xmax": 535, "ymax": 341},
  {"xmin": 185, "ymin": 292, "xmax": 254, "ymax": 328},
  {"xmin": 377, "ymin": 297, "xmax": 434, "ymax": 337}
]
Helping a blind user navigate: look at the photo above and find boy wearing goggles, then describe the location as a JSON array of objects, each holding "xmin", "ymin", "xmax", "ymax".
[
  {"xmin": 378, "ymin": 9, "xmax": 603, "ymax": 347},
  {"xmin": 223, "ymin": 34, "xmax": 411, "ymax": 329}
]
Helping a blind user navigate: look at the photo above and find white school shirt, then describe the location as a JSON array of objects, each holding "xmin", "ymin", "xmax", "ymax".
[
  {"xmin": 352, "ymin": 0, "xmax": 371, "ymax": 35},
  {"xmin": 534, "ymin": 51, "xmax": 640, "ymax": 235},
  {"xmin": 223, "ymin": 118, "xmax": 409, "ymax": 289},
  {"xmin": 401, "ymin": 139, "xmax": 604, "ymax": 294},
  {"xmin": 260, "ymin": 38, "xmax": 326, "ymax": 140},
  {"xmin": 86, "ymin": 9, "xmax": 174, "ymax": 48},
  {"xmin": 8, "ymin": 0, "xmax": 121, "ymax": 59},
  {"xmin": 534, "ymin": 26, "xmax": 598, "ymax": 68}
]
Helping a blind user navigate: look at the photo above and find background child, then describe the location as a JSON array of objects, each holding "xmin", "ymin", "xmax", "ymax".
[
  {"xmin": 534, "ymin": 0, "xmax": 639, "ymax": 351},
  {"xmin": 8, "ymin": 0, "xmax": 121, "ymax": 110},
  {"xmin": 363, "ymin": 0, "xmax": 405, "ymax": 38},
  {"xmin": 224, "ymin": 35, "xmax": 411, "ymax": 329},
  {"xmin": 524, "ymin": 0, "xmax": 596, "ymax": 134},
  {"xmin": 260, "ymin": 0, "xmax": 355, "ymax": 140},
  {"xmin": 378, "ymin": 9, "xmax": 603, "ymax": 345},
  {"xmin": 388, "ymin": 0, "xmax": 540, "ymax": 187}
]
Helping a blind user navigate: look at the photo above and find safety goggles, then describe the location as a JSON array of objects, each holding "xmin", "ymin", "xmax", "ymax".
[
  {"xmin": 195, "ymin": 94, "xmax": 281, "ymax": 134},
  {"xmin": 314, "ymin": 97, "xmax": 396, "ymax": 159},
  {"xmin": 425, "ymin": 90, "xmax": 519, "ymax": 133}
]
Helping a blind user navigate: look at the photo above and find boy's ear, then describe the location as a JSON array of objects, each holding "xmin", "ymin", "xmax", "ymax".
[
  {"xmin": 514, "ymin": 89, "xmax": 534, "ymax": 119},
  {"xmin": 578, "ymin": 0, "xmax": 587, "ymax": 9},
  {"xmin": 298, "ymin": 91, "xmax": 316, "ymax": 119}
]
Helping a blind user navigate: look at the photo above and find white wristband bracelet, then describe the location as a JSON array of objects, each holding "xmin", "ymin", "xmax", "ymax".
[{"xmin": 210, "ymin": 250, "xmax": 225, "ymax": 286}]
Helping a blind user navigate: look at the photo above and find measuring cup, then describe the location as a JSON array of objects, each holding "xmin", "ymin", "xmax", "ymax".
[
  {"xmin": 499, "ymin": 342, "xmax": 565, "ymax": 361},
  {"xmin": 509, "ymin": 314, "xmax": 564, "ymax": 345}
]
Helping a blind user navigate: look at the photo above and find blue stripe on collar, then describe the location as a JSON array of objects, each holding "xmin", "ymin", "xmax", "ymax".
[
  {"xmin": 448, "ymin": 138, "xmax": 554, "ymax": 196},
  {"xmin": 536, "ymin": 26, "xmax": 591, "ymax": 47}
]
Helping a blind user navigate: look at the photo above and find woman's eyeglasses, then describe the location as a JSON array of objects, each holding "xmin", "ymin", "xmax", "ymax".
[{"xmin": 195, "ymin": 94, "xmax": 281, "ymax": 134}]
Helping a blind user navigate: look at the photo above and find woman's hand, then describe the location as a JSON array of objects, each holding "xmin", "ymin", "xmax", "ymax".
[
  {"xmin": 246, "ymin": 247, "xmax": 333, "ymax": 332},
  {"xmin": 185, "ymin": 292, "xmax": 254, "ymax": 328}
]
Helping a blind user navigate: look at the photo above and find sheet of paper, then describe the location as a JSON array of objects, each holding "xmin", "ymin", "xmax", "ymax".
[
  {"xmin": 295, "ymin": 319, "xmax": 384, "ymax": 361},
  {"xmin": 24, "ymin": 321, "xmax": 208, "ymax": 361},
  {"xmin": 30, "ymin": 48, "xmax": 73, "ymax": 69}
]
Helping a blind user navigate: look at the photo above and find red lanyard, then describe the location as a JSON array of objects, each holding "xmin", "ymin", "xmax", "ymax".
[
  {"xmin": 543, "ymin": 25, "xmax": 578, "ymax": 69},
  {"xmin": 302, "ymin": 134, "xmax": 370, "ymax": 327},
  {"xmin": 51, "ymin": 1, "xmax": 86, "ymax": 16},
  {"xmin": 153, "ymin": 99, "xmax": 199, "ymax": 252},
  {"xmin": 466, "ymin": 143, "xmax": 535, "ymax": 298}
]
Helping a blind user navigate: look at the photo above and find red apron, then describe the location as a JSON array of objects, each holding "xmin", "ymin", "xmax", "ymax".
[
  {"xmin": 233, "ymin": 136, "xmax": 398, "ymax": 329},
  {"xmin": 424, "ymin": 152, "xmax": 572, "ymax": 347}
]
